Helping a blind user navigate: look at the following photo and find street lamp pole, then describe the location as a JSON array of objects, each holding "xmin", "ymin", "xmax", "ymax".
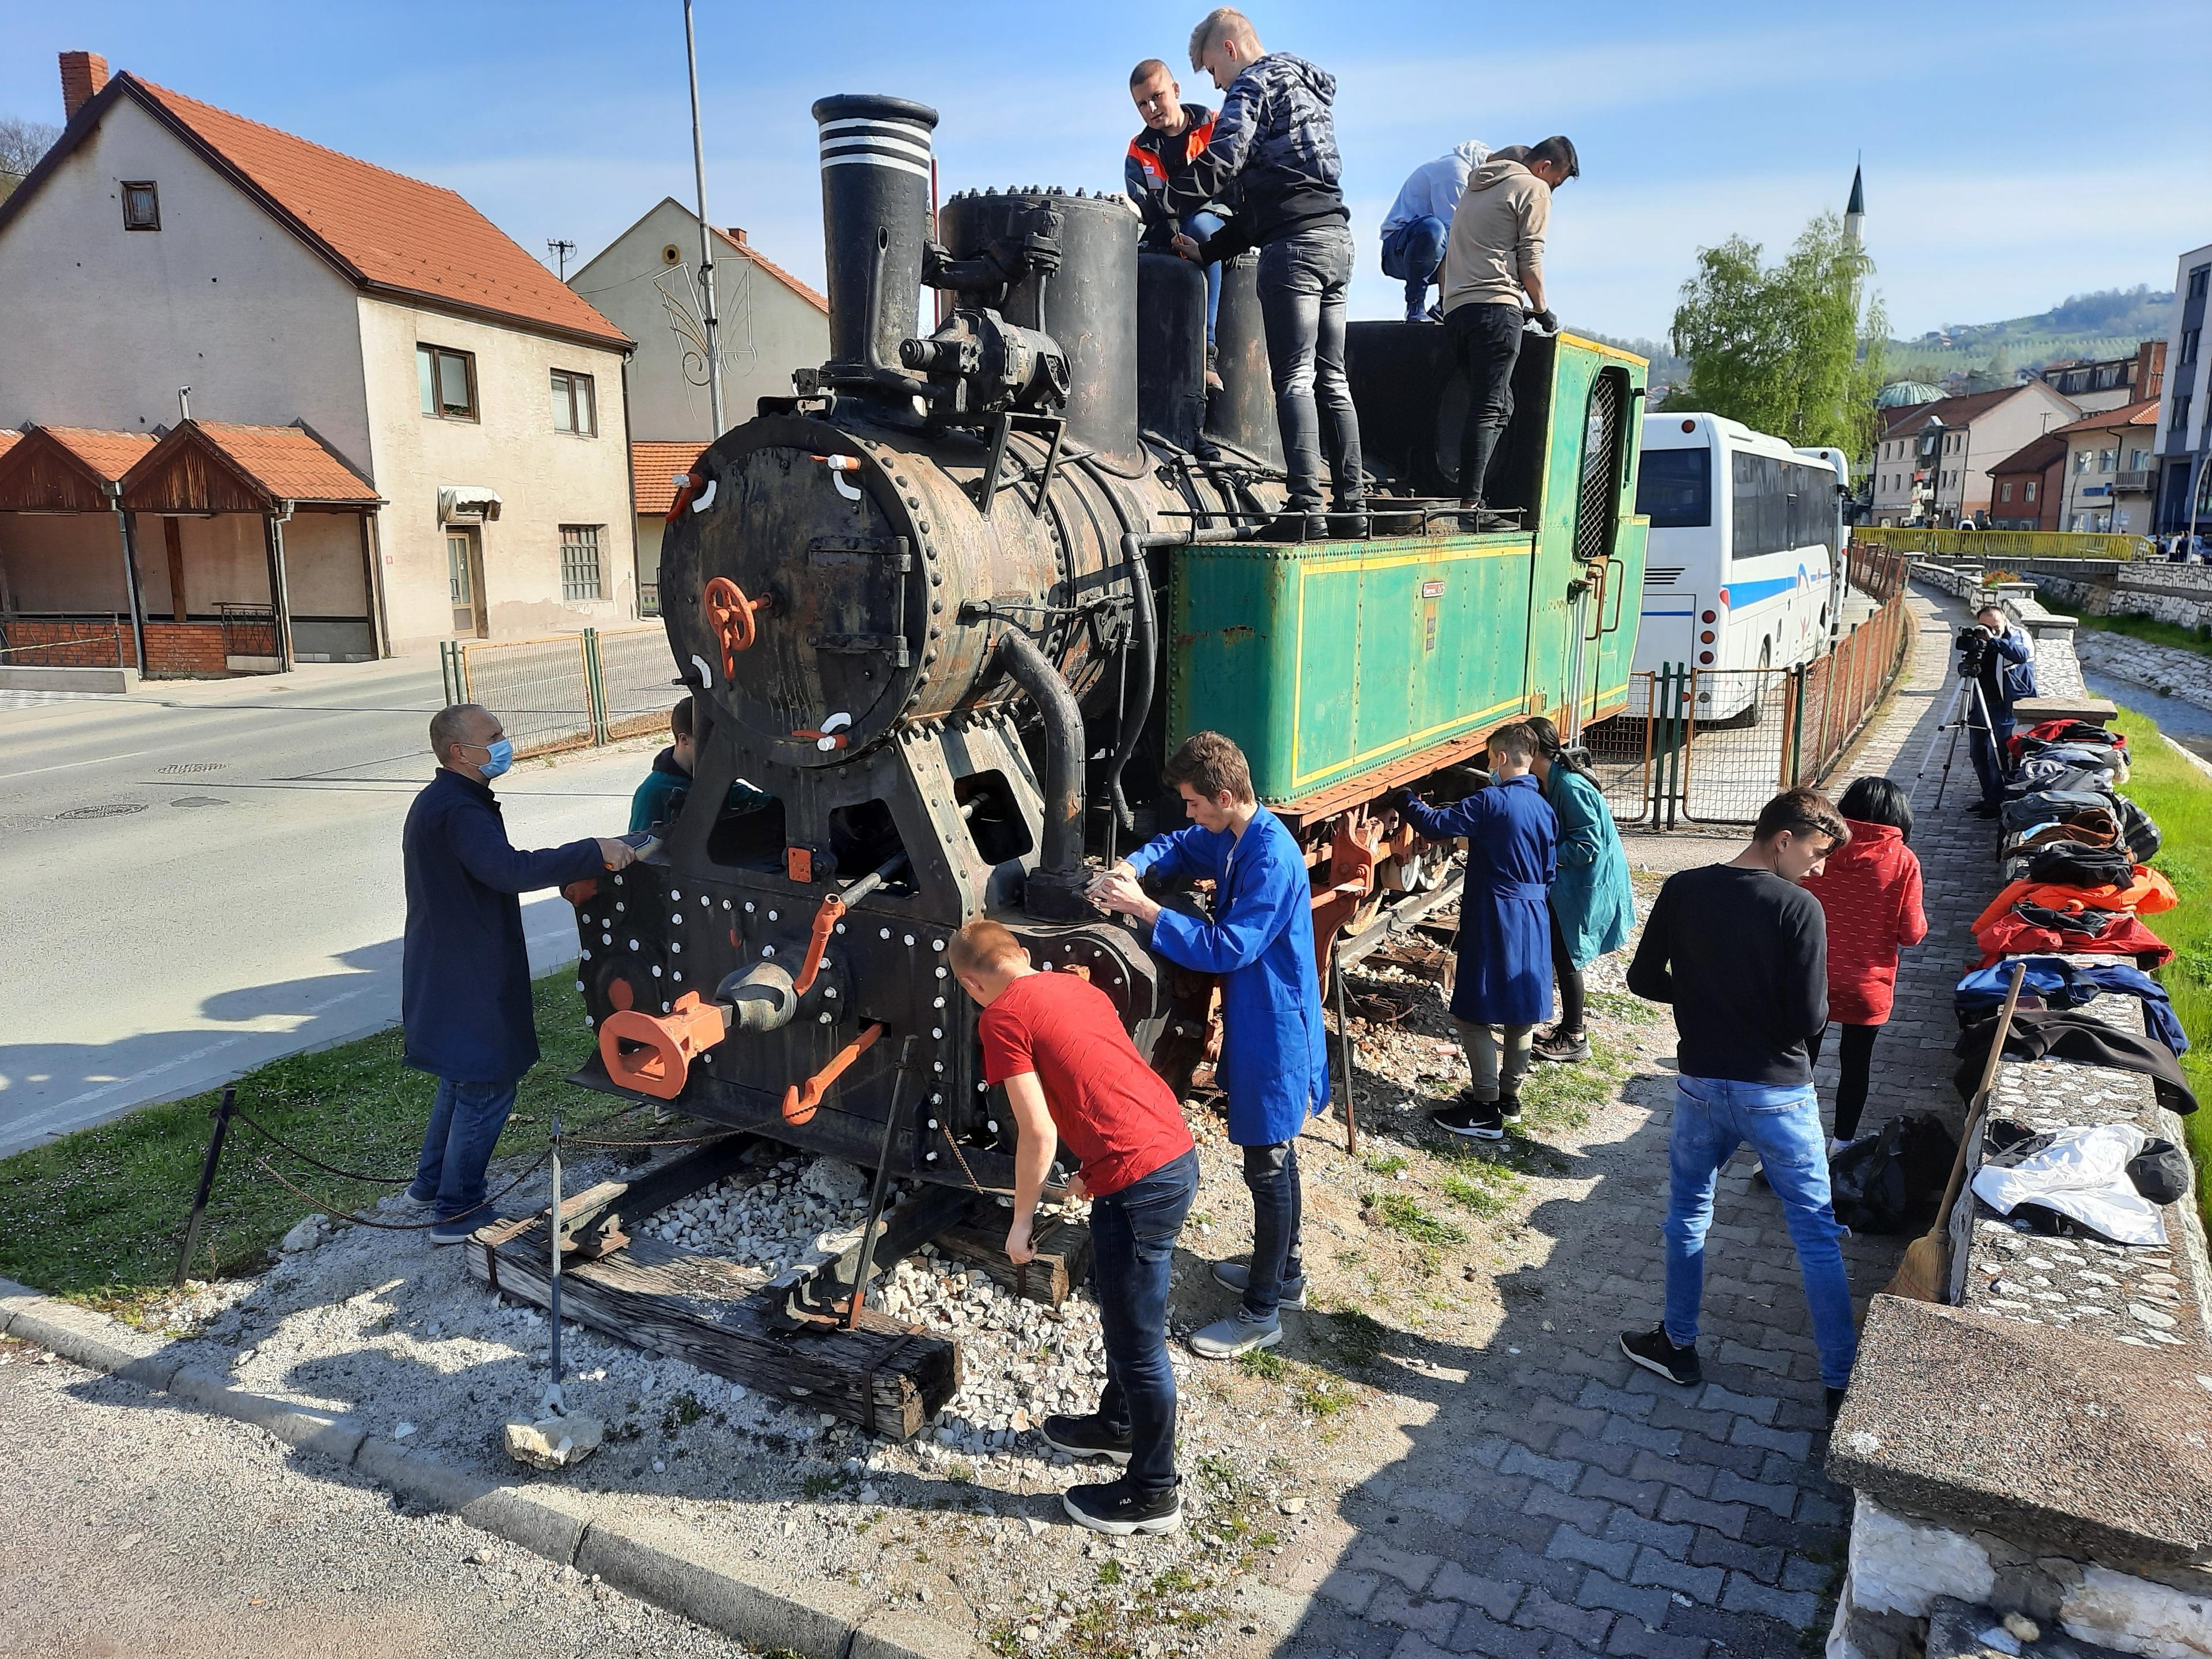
[{"xmin": 683, "ymin": 0, "xmax": 725, "ymax": 435}]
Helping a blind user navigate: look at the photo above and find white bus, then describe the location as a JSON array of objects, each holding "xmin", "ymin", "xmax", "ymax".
[{"xmin": 1631, "ymin": 413, "xmax": 1847, "ymax": 720}]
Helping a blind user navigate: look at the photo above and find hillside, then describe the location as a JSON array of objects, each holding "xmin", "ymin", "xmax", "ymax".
[{"xmin": 1883, "ymin": 284, "xmax": 2173, "ymax": 380}]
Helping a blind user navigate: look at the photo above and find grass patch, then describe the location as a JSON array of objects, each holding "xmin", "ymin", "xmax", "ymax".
[
  {"xmin": 1361, "ymin": 1150, "xmax": 1409, "ymax": 1177},
  {"xmin": 1363, "ymin": 1191, "xmax": 1468, "ymax": 1247},
  {"xmin": 1297, "ymin": 1374, "xmax": 1355, "ymax": 1417},
  {"xmin": 0, "ymin": 968, "xmax": 609, "ymax": 1313},
  {"xmin": 1585, "ymin": 989, "xmax": 1664, "ymax": 1025},
  {"xmin": 1441, "ymin": 1157, "xmax": 1525, "ymax": 1219},
  {"xmin": 1321, "ymin": 1307, "xmax": 1387, "ymax": 1366},
  {"xmin": 1237, "ymin": 1347, "xmax": 1289, "ymax": 1381},
  {"xmin": 2041, "ymin": 596, "xmax": 2212, "ymax": 661},
  {"xmin": 1096, "ymin": 1560, "xmax": 1124, "ymax": 1586},
  {"xmin": 2107, "ymin": 706, "xmax": 2212, "ymax": 1232}
]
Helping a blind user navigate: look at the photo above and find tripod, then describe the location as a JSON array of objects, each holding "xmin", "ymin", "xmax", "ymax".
[{"xmin": 1908, "ymin": 665, "xmax": 2001, "ymax": 813}]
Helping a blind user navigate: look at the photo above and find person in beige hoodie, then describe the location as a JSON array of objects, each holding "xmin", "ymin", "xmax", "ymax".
[{"xmin": 1440, "ymin": 135, "xmax": 1578, "ymax": 523}]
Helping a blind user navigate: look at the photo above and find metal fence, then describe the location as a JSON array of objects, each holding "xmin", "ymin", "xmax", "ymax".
[
  {"xmin": 439, "ymin": 625, "xmax": 678, "ymax": 759},
  {"xmin": 1846, "ymin": 543, "xmax": 1909, "ymax": 605},
  {"xmin": 1588, "ymin": 590, "xmax": 1913, "ymax": 827},
  {"xmin": 0, "ymin": 625, "xmax": 125, "ymax": 668},
  {"xmin": 1853, "ymin": 526, "xmax": 2153, "ymax": 562}
]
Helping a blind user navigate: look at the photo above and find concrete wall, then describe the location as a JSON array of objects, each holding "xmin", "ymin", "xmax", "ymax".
[
  {"xmin": 635, "ymin": 510, "xmax": 665, "ymax": 600},
  {"xmin": 570, "ymin": 200, "xmax": 828, "ymax": 442},
  {"xmin": 0, "ymin": 96, "xmax": 371, "ymax": 464},
  {"xmin": 357, "ymin": 296, "xmax": 635, "ymax": 653}
]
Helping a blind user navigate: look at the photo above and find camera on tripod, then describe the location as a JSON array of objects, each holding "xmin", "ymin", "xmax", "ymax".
[{"xmin": 1955, "ymin": 624, "xmax": 1994, "ymax": 675}]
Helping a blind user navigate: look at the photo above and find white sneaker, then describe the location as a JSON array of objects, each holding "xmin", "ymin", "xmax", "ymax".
[{"xmin": 1188, "ymin": 1308, "xmax": 1283, "ymax": 1360}]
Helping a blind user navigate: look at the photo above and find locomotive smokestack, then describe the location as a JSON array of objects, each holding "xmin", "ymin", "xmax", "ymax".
[{"xmin": 811, "ymin": 94, "xmax": 940, "ymax": 378}]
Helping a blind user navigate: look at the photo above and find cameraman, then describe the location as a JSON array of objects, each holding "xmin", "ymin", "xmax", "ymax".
[{"xmin": 1957, "ymin": 604, "xmax": 2037, "ymax": 817}]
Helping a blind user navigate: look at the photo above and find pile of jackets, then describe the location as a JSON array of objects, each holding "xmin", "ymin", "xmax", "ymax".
[
  {"xmin": 1969, "ymin": 864, "xmax": 2176, "ymax": 967},
  {"xmin": 1955, "ymin": 955, "xmax": 2188, "ymax": 1056}
]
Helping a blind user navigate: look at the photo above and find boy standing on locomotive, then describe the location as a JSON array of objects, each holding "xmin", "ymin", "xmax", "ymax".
[
  {"xmin": 950, "ymin": 920, "xmax": 1199, "ymax": 1537},
  {"xmin": 1165, "ymin": 6, "xmax": 1367, "ymax": 540},
  {"xmin": 1093, "ymin": 732, "xmax": 1328, "ymax": 1360}
]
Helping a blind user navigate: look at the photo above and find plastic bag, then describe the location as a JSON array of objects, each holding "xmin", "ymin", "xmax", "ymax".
[{"xmin": 1829, "ymin": 1112, "xmax": 1959, "ymax": 1234}]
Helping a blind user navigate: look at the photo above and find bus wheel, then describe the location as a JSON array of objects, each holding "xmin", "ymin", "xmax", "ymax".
[{"xmin": 1742, "ymin": 639, "xmax": 1772, "ymax": 728}]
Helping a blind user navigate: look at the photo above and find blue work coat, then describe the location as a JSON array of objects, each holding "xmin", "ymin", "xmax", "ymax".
[
  {"xmin": 1128, "ymin": 810, "xmax": 1329, "ymax": 1146},
  {"xmin": 1545, "ymin": 765, "xmax": 1633, "ymax": 969},
  {"xmin": 1407, "ymin": 774, "xmax": 1558, "ymax": 1025},
  {"xmin": 402, "ymin": 769, "xmax": 603, "ymax": 1085}
]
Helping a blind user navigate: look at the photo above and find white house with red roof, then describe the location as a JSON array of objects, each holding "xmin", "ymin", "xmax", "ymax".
[
  {"xmin": 569, "ymin": 199, "xmax": 829, "ymax": 615},
  {"xmin": 0, "ymin": 52, "xmax": 639, "ymax": 662}
]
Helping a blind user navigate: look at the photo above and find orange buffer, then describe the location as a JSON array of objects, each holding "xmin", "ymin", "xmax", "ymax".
[
  {"xmin": 784, "ymin": 1021, "xmax": 882, "ymax": 1127},
  {"xmin": 599, "ymin": 991, "xmax": 729, "ymax": 1100}
]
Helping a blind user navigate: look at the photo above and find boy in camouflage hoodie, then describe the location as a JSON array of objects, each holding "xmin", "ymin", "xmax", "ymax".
[{"xmin": 1168, "ymin": 7, "xmax": 1366, "ymax": 537}]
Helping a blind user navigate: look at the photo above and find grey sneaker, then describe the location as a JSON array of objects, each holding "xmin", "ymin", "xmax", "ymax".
[
  {"xmin": 1188, "ymin": 1308, "xmax": 1283, "ymax": 1360},
  {"xmin": 1211, "ymin": 1260, "xmax": 1308, "ymax": 1309}
]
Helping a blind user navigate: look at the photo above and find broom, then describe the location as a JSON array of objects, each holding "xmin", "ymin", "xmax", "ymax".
[{"xmin": 1885, "ymin": 959, "xmax": 2026, "ymax": 1303}]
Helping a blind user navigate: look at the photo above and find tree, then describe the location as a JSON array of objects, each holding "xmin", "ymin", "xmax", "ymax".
[
  {"xmin": 0, "ymin": 116, "xmax": 60, "ymax": 202},
  {"xmin": 1668, "ymin": 212, "xmax": 1886, "ymax": 454}
]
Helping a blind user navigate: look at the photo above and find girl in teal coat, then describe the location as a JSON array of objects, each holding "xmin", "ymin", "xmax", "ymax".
[{"xmin": 1525, "ymin": 717, "xmax": 1634, "ymax": 1063}]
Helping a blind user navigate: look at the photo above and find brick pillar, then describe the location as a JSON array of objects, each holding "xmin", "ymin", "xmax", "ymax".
[{"xmin": 60, "ymin": 52, "xmax": 108, "ymax": 122}]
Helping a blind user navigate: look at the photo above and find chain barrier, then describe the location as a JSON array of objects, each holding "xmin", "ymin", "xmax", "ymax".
[{"xmin": 252, "ymin": 1149, "xmax": 553, "ymax": 1233}]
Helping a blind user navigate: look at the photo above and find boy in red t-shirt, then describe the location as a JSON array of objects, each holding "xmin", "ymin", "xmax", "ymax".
[{"xmin": 949, "ymin": 918, "xmax": 1198, "ymax": 1537}]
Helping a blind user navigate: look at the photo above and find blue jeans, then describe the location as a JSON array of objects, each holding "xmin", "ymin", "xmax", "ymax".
[
  {"xmin": 1240, "ymin": 1139, "xmax": 1304, "ymax": 1319},
  {"xmin": 1183, "ymin": 211, "xmax": 1225, "ymax": 350},
  {"xmin": 410, "ymin": 1077, "xmax": 518, "ymax": 1224},
  {"xmin": 1381, "ymin": 216, "xmax": 1448, "ymax": 318},
  {"xmin": 1089, "ymin": 1149, "xmax": 1199, "ymax": 1495},
  {"xmin": 1256, "ymin": 222, "xmax": 1365, "ymax": 514},
  {"xmin": 1661, "ymin": 1075, "xmax": 1858, "ymax": 1389},
  {"xmin": 1969, "ymin": 709, "xmax": 2015, "ymax": 807}
]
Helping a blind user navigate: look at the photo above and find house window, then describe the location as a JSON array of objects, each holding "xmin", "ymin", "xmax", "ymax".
[
  {"xmin": 2025, "ymin": 480, "xmax": 2037, "ymax": 502},
  {"xmin": 2099, "ymin": 448, "xmax": 2117, "ymax": 473},
  {"xmin": 2190, "ymin": 266, "xmax": 2210, "ymax": 301},
  {"xmin": 1999, "ymin": 482, "xmax": 2013, "ymax": 502},
  {"xmin": 121, "ymin": 181, "xmax": 160, "ymax": 230},
  {"xmin": 417, "ymin": 344, "xmax": 478, "ymax": 420},
  {"xmin": 2129, "ymin": 447, "xmax": 2151, "ymax": 471},
  {"xmin": 550, "ymin": 369, "xmax": 597, "ymax": 436},
  {"xmin": 2183, "ymin": 329, "xmax": 2202, "ymax": 367},
  {"xmin": 2074, "ymin": 450, "xmax": 2092, "ymax": 475},
  {"xmin": 559, "ymin": 525, "xmax": 604, "ymax": 601},
  {"xmin": 2174, "ymin": 396, "xmax": 2192, "ymax": 442}
]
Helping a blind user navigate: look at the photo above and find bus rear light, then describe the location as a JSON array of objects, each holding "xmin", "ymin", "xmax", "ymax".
[
  {"xmin": 1701, "ymin": 609, "xmax": 1716, "ymax": 623},
  {"xmin": 1699, "ymin": 630, "xmax": 1715, "ymax": 644},
  {"xmin": 1680, "ymin": 419, "xmax": 1695, "ymax": 433},
  {"xmin": 1698, "ymin": 650, "xmax": 1714, "ymax": 664}
]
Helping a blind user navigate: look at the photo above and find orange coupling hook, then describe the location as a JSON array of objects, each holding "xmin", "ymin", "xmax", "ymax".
[
  {"xmin": 790, "ymin": 895, "xmax": 844, "ymax": 996},
  {"xmin": 702, "ymin": 575, "xmax": 770, "ymax": 678},
  {"xmin": 597, "ymin": 991, "xmax": 729, "ymax": 1101},
  {"xmin": 783, "ymin": 1021, "xmax": 881, "ymax": 1127}
]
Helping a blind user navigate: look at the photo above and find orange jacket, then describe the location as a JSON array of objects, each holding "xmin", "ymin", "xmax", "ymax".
[{"xmin": 1969, "ymin": 867, "xmax": 2177, "ymax": 936}]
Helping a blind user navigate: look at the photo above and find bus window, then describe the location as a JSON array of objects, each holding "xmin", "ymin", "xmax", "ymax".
[{"xmin": 1635, "ymin": 448, "xmax": 1710, "ymax": 528}]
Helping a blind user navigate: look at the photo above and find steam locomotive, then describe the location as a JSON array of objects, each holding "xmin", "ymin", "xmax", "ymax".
[{"xmin": 573, "ymin": 93, "xmax": 1647, "ymax": 1203}]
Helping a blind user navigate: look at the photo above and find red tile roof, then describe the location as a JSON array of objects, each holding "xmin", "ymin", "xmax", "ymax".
[
  {"xmin": 631, "ymin": 441, "xmax": 709, "ymax": 516},
  {"xmin": 191, "ymin": 422, "xmax": 381, "ymax": 503},
  {"xmin": 41, "ymin": 426, "xmax": 158, "ymax": 482},
  {"xmin": 713, "ymin": 225, "xmax": 828, "ymax": 315},
  {"xmin": 0, "ymin": 431, "xmax": 17, "ymax": 461},
  {"xmin": 2047, "ymin": 396, "xmax": 2163, "ymax": 437},
  {"xmin": 117, "ymin": 75, "xmax": 627, "ymax": 349},
  {"xmin": 1874, "ymin": 386, "xmax": 2030, "ymax": 440}
]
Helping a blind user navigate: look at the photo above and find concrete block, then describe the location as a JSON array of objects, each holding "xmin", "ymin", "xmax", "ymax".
[
  {"xmin": 1579, "ymin": 1570, "xmax": 1675, "ymax": 1628},
  {"xmin": 1346, "ymin": 1538, "xmax": 1441, "ymax": 1593},
  {"xmin": 1548, "ymin": 1522, "xmax": 1637, "ymax": 1580},
  {"xmin": 2061, "ymin": 1564, "xmax": 2212, "ymax": 1659},
  {"xmin": 163, "ymin": 1372, "xmax": 363, "ymax": 1464},
  {"xmin": 1846, "ymin": 1497, "xmax": 1994, "ymax": 1618},
  {"xmin": 0, "ymin": 664, "xmax": 136, "ymax": 693},
  {"xmin": 9, "ymin": 1304, "xmax": 182, "ymax": 1394},
  {"xmin": 1721, "ymin": 1577, "xmax": 1823, "ymax": 1627},
  {"xmin": 1317, "ymin": 1568, "xmax": 1383, "ymax": 1615},
  {"xmin": 577, "ymin": 1520, "xmax": 866, "ymax": 1659},
  {"xmin": 1630, "ymin": 1547, "xmax": 1725, "ymax": 1605},
  {"xmin": 1432, "ymin": 1561, "xmax": 1524, "ymax": 1622},
  {"xmin": 1369, "ymin": 1585, "xmax": 1458, "ymax": 1641}
]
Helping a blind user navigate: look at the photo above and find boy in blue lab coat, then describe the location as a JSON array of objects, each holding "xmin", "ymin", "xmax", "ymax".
[
  {"xmin": 1390, "ymin": 721, "xmax": 1558, "ymax": 1140},
  {"xmin": 1094, "ymin": 731, "xmax": 1328, "ymax": 1360}
]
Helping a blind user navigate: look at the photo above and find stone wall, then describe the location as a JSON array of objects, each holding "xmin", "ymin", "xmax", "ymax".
[
  {"xmin": 1915, "ymin": 551, "xmax": 2212, "ymax": 634},
  {"xmin": 1825, "ymin": 584, "xmax": 2212, "ymax": 1659}
]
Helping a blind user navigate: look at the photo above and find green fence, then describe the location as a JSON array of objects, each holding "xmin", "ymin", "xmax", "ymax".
[
  {"xmin": 1853, "ymin": 526, "xmax": 2154, "ymax": 562},
  {"xmin": 438, "ymin": 625, "xmax": 676, "ymax": 759}
]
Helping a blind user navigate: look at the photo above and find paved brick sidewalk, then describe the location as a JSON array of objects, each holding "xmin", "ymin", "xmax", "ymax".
[{"xmin": 1276, "ymin": 585, "xmax": 1996, "ymax": 1659}]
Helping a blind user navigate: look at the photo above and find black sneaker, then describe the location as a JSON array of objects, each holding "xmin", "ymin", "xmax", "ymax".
[
  {"xmin": 1063, "ymin": 1476, "xmax": 1184, "ymax": 1536},
  {"xmin": 1532, "ymin": 1027, "xmax": 1589, "ymax": 1064},
  {"xmin": 1970, "ymin": 801, "xmax": 2001, "ymax": 819},
  {"xmin": 1039, "ymin": 1412, "xmax": 1132, "ymax": 1465},
  {"xmin": 1431, "ymin": 1099, "xmax": 1505, "ymax": 1140},
  {"xmin": 1262, "ymin": 512, "xmax": 1328, "ymax": 542},
  {"xmin": 1620, "ymin": 1325, "xmax": 1702, "ymax": 1387}
]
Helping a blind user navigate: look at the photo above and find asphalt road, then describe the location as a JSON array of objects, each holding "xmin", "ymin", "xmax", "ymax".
[
  {"xmin": 0, "ymin": 1334, "xmax": 757, "ymax": 1658},
  {"xmin": 0, "ymin": 658, "xmax": 665, "ymax": 1156}
]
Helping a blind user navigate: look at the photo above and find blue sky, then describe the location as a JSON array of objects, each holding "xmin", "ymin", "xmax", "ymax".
[{"xmin": 5, "ymin": 0, "xmax": 2207, "ymax": 343}]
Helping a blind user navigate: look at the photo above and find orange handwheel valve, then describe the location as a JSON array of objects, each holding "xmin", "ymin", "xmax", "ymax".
[{"xmin": 702, "ymin": 576, "xmax": 770, "ymax": 677}]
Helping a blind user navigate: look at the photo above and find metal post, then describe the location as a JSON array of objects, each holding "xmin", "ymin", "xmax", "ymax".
[
  {"xmin": 683, "ymin": 0, "xmax": 725, "ymax": 435},
  {"xmin": 107, "ymin": 485, "xmax": 150, "ymax": 676},
  {"xmin": 545, "ymin": 1108, "xmax": 566, "ymax": 1415},
  {"xmin": 1787, "ymin": 665, "xmax": 1807, "ymax": 787},
  {"xmin": 1331, "ymin": 947, "xmax": 1359, "ymax": 1157},
  {"xmin": 847, "ymin": 1035, "xmax": 919, "ymax": 1328},
  {"xmin": 174, "ymin": 1086, "xmax": 237, "ymax": 1288}
]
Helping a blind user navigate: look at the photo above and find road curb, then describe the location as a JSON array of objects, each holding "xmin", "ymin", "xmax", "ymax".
[{"xmin": 0, "ymin": 1276, "xmax": 982, "ymax": 1658}]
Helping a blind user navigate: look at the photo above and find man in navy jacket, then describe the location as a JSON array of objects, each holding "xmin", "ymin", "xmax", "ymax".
[
  {"xmin": 1094, "ymin": 730, "xmax": 1328, "ymax": 1359},
  {"xmin": 1963, "ymin": 605, "xmax": 2037, "ymax": 817},
  {"xmin": 402, "ymin": 704, "xmax": 632, "ymax": 1243}
]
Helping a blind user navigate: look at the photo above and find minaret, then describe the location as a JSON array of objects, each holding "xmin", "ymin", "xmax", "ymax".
[{"xmin": 1844, "ymin": 161, "xmax": 1865, "ymax": 252}]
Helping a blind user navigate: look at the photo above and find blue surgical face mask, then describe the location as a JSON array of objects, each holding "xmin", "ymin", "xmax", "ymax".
[{"xmin": 477, "ymin": 738, "xmax": 514, "ymax": 779}]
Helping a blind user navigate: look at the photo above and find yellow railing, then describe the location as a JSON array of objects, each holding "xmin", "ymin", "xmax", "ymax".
[{"xmin": 1853, "ymin": 526, "xmax": 2155, "ymax": 562}]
